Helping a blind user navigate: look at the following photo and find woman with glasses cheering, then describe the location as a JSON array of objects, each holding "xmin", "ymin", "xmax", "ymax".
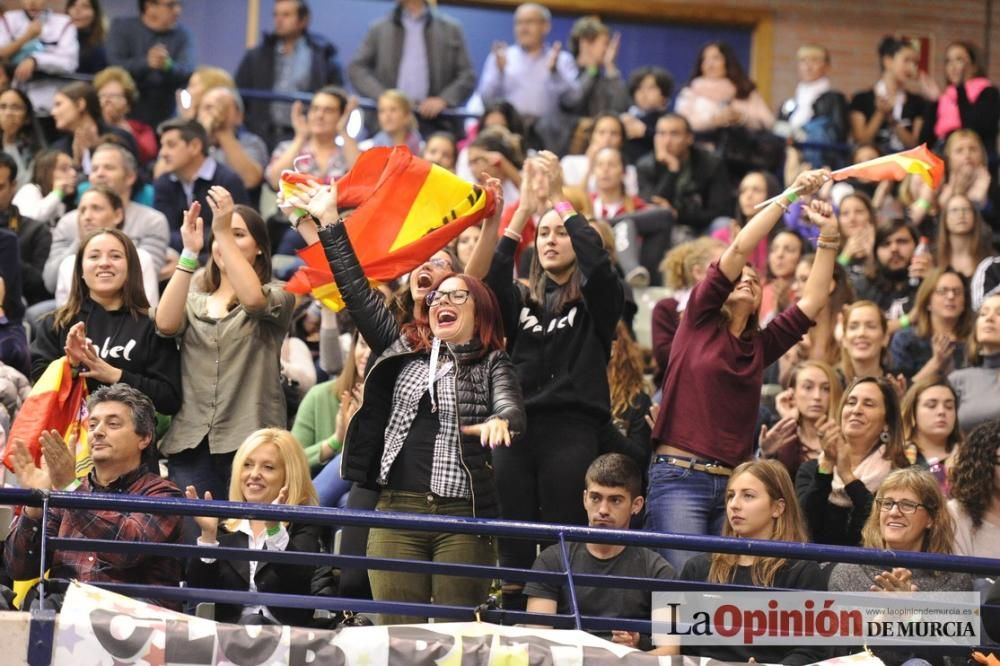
[{"xmin": 288, "ymin": 179, "xmax": 525, "ymax": 626}]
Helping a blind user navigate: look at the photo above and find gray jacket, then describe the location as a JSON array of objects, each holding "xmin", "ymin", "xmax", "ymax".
[{"xmin": 348, "ymin": 5, "xmax": 475, "ymax": 107}]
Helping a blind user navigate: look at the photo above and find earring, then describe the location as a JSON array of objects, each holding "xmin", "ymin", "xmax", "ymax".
[
  {"xmin": 257, "ymin": 250, "xmax": 263, "ymax": 255},
  {"xmin": 879, "ymin": 427, "xmax": 890, "ymax": 444}
]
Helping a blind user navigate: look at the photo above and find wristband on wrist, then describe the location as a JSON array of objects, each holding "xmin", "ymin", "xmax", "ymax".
[
  {"xmin": 553, "ymin": 201, "xmax": 575, "ymax": 219},
  {"xmin": 62, "ymin": 479, "xmax": 81, "ymax": 492},
  {"xmin": 586, "ymin": 65, "xmax": 599, "ymax": 77},
  {"xmin": 915, "ymin": 197, "xmax": 931, "ymax": 211},
  {"xmin": 178, "ymin": 250, "xmax": 199, "ymax": 272},
  {"xmin": 164, "ymin": 56, "xmax": 174, "ymax": 71},
  {"xmin": 898, "ymin": 314, "xmax": 911, "ymax": 329},
  {"xmin": 837, "ymin": 253, "xmax": 850, "ymax": 267},
  {"xmin": 503, "ymin": 227, "xmax": 522, "ymax": 242},
  {"xmin": 816, "ymin": 241, "xmax": 839, "ymax": 251},
  {"xmin": 785, "ymin": 191, "xmax": 799, "ymax": 203},
  {"xmin": 266, "ymin": 524, "xmax": 281, "ymax": 537}
]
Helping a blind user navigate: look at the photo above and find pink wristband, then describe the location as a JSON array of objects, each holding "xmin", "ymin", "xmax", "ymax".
[{"xmin": 554, "ymin": 201, "xmax": 575, "ymax": 218}]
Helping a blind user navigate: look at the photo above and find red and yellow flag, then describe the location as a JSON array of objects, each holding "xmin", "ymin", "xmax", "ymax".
[
  {"xmin": 3, "ymin": 356, "xmax": 91, "ymax": 477},
  {"xmin": 832, "ymin": 144, "xmax": 945, "ymax": 190},
  {"xmin": 286, "ymin": 147, "xmax": 496, "ymax": 310}
]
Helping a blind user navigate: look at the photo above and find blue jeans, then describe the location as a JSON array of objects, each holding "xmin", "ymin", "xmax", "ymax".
[
  {"xmin": 312, "ymin": 453, "xmax": 351, "ymax": 508},
  {"xmin": 644, "ymin": 457, "xmax": 728, "ymax": 572}
]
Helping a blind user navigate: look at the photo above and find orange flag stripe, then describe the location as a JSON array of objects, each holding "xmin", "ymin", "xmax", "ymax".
[{"xmin": 831, "ymin": 144, "xmax": 945, "ymax": 190}]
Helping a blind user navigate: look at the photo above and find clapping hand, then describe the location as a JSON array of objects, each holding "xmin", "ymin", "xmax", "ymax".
[
  {"xmin": 759, "ymin": 416, "xmax": 798, "ymax": 456},
  {"xmin": 872, "ymin": 568, "xmax": 918, "ymax": 593},
  {"xmin": 185, "ymin": 486, "xmax": 219, "ymax": 542},
  {"xmin": 264, "ymin": 485, "xmax": 289, "ymax": 533},
  {"xmin": 206, "ymin": 186, "xmax": 235, "ymax": 236},
  {"xmin": 290, "ymin": 101, "xmax": 309, "ymax": 140},
  {"xmin": 180, "ymin": 201, "xmax": 205, "ymax": 256},
  {"xmin": 63, "ymin": 321, "xmax": 122, "ymax": 383},
  {"xmin": 545, "ymin": 41, "xmax": 563, "ymax": 72}
]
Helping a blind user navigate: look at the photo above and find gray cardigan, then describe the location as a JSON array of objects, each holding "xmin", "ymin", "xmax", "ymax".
[
  {"xmin": 828, "ymin": 562, "xmax": 973, "ymax": 593},
  {"xmin": 347, "ymin": 5, "xmax": 475, "ymax": 107}
]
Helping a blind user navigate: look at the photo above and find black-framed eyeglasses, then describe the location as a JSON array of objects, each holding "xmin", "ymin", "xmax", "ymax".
[
  {"xmin": 427, "ymin": 289, "xmax": 470, "ymax": 307},
  {"xmin": 875, "ymin": 498, "xmax": 927, "ymax": 514}
]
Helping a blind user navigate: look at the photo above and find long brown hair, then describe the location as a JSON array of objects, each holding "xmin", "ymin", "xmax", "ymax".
[
  {"xmin": 68, "ymin": 0, "xmax": 107, "ymax": 48},
  {"xmin": 334, "ymin": 332, "xmax": 368, "ymax": 396},
  {"xmin": 861, "ymin": 467, "xmax": 954, "ymax": 554},
  {"xmin": 900, "ymin": 378, "xmax": 962, "ymax": 454},
  {"xmin": 911, "ymin": 267, "xmax": 973, "ymax": 340},
  {"xmin": 54, "ymin": 228, "xmax": 149, "ymax": 330},
  {"xmin": 935, "ymin": 195, "xmax": 992, "ymax": 271},
  {"xmin": 838, "ymin": 376, "xmax": 910, "ymax": 469},
  {"xmin": 950, "ymin": 420, "xmax": 1000, "ymax": 530},
  {"xmin": 200, "ymin": 205, "xmax": 272, "ymax": 298},
  {"xmin": 708, "ymin": 460, "xmax": 809, "ymax": 587},
  {"xmin": 528, "ymin": 210, "xmax": 584, "ymax": 313},
  {"xmin": 607, "ymin": 322, "xmax": 648, "ymax": 420},
  {"xmin": 787, "ymin": 360, "xmax": 842, "ymax": 425}
]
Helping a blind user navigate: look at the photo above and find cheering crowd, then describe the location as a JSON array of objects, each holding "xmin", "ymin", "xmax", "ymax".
[{"xmin": 0, "ymin": 0, "xmax": 999, "ymax": 661}]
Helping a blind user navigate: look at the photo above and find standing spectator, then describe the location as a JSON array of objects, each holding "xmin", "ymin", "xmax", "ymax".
[
  {"xmin": 477, "ymin": 3, "xmax": 580, "ymax": 150},
  {"xmin": 849, "ymin": 36, "xmax": 925, "ymax": 153},
  {"xmin": 153, "ymin": 118, "xmax": 250, "ymax": 254},
  {"xmin": 564, "ymin": 16, "xmax": 629, "ymax": 119},
  {"xmin": 236, "ymin": 0, "xmax": 343, "ymax": 151},
  {"xmin": 636, "ymin": 113, "xmax": 732, "ymax": 236},
  {"xmin": 647, "ymin": 171, "xmax": 835, "ymax": 570},
  {"xmin": 45, "ymin": 141, "xmax": 169, "ymax": 294},
  {"xmin": 348, "ymin": 0, "xmax": 475, "ymax": 138},
  {"xmin": 156, "ymin": 188, "xmax": 293, "ymax": 503},
  {"xmin": 948, "ymin": 293, "xmax": 1000, "ymax": 433},
  {"xmin": 30, "ymin": 228, "xmax": 180, "ymax": 413},
  {"xmin": 93, "ymin": 66, "xmax": 157, "ymax": 166},
  {"xmin": 0, "ymin": 0, "xmax": 78, "ymax": 113},
  {"xmin": 4, "ymin": 384, "xmax": 183, "ymax": 608},
  {"xmin": 13, "ymin": 148, "xmax": 77, "ymax": 227},
  {"xmin": 197, "ymin": 87, "xmax": 268, "ymax": 193},
  {"xmin": 49, "ymin": 81, "xmax": 138, "ymax": 172},
  {"xmin": 710, "ymin": 170, "xmax": 781, "ymax": 276},
  {"xmin": 925, "ymin": 42, "xmax": 998, "ymax": 156},
  {"xmin": 675, "ymin": 41, "xmax": 774, "ymax": 134},
  {"xmin": 621, "ymin": 66, "xmax": 673, "ymax": 165},
  {"xmin": 0, "ymin": 153, "xmax": 49, "ymax": 305},
  {"xmin": 948, "ymin": 420, "xmax": 1000, "ymax": 559},
  {"xmin": 0, "ymin": 88, "xmax": 44, "ymax": 184},
  {"xmin": 106, "ymin": 0, "xmax": 193, "ymax": 128},
  {"xmin": 67, "ymin": 0, "xmax": 108, "ymax": 75}
]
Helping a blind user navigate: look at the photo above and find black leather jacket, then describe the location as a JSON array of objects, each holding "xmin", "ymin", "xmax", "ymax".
[{"xmin": 319, "ymin": 223, "xmax": 525, "ymax": 518}]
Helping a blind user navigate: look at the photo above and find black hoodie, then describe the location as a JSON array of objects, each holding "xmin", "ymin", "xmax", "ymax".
[{"xmin": 31, "ymin": 298, "xmax": 181, "ymax": 415}]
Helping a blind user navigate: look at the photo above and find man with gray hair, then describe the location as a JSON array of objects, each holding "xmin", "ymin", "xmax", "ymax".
[
  {"xmin": 4, "ymin": 383, "xmax": 183, "ymax": 607},
  {"xmin": 43, "ymin": 141, "xmax": 170, "ymax": 294},
  {"xmin": 197, "ymin": 86, "xmax": 268, "ymax": 193}
]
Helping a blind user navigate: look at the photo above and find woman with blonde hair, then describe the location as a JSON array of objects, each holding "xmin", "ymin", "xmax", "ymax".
[
  {"xmin": 186, "ymin": 428, "xmax": 322, "ymax": 627},
  {"xmin": 180, "ymin": 65, "xmax": 235, "ymax": 120},
  {"xmin": 680, "ymin": 459, "xmax": 827, "ymax": 665},
  {"xmin": 365, "ymin": 89, "xmax": 422, "ymax": 154},
  {"xmin": 93, "ymin": 66, "xmax": 157, "ymax": 165},
  {"xmin": 900, "ymin": 379, "xmax": 961, "ymax": 493}
]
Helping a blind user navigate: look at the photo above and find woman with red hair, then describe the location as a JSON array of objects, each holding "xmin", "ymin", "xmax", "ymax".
[{"xmin": 292, "ymin": 180, "xmax": 526, "ymax": 626}]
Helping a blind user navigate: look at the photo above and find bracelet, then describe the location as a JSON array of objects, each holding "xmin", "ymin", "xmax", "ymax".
[
  {"xmin": 775, "ymin": 199, "xmax": 790, "ymax": 214},
  {"xmin": 266, "ymin": 524, "xmax": 281, "ymax": 537},
  {"xmin": 915, "ymin": 198, "xmax": 931, "ymax": 211},
  {"xmin": 898, "ymin": 314, "xmax": 911, "ymax": 329},
  {"xmin": 175, "ymin": 266, "xmax": 194, "ymax": 274},
  {"xmin": 503, "ymin": 228, "xmax": 522, "ymax": 242},
  {"xmin": 816, "ymin": 240, "xmax": 839, "ymax": 251},
  {"xmin": 62, "ymin": 479, "xmax": 82, "ymax": 492},
  {"xmin": 553, "ymin": 201, "xmax": 575, "ymax": 219}
]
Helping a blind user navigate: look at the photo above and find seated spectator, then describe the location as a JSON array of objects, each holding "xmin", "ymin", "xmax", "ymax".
[
  {"xmin": 828, "ymin": 468, "xmax": 972, "ymax": 663},
  {"xmin": 13, "ymin": 149, "xmax": 77, "ymax": 226},
  {"xmin": 591, "ymin": 146, "xmax": 654, "ymax": 285},
  {"xmin": 421, "ymin": 131, "xmax": 457, "ymax": 172},
  {"xmin": 525, "ymin": 454, "xmax": 675, "ymax": 654},
  {"xmin": 50, "ymin": 81, "xmax": 138, "ymax": 172},
  {"xmin": 45, "ymin": 142, "xmax": 169, "ymax": 293},
  {"xmin": 948, "ymin": 420, "xmax": 1000, "ymax": 559},
  {"xmin": 838, "ymin": 301, "xmax": 892, "ymax": 384},
  {"xmin": 0, "ymin": 0, "xmax": 78, "ymax": 114},
  {"xmin": 0, "ymin": 153, "xmax": 50, "ymax": 306},
  {"xmin": 450, "ymin": 224, "xmax": 479, "ymax": 269},
  {"xmin": 347, "ymin": 0, "xmax": 474, "ymax": 139},
  {"xmin": 476, "ymin": 3, "xmax": 580, "ymax": 150},
  {"xmin": 292, "ymin": 333, "xmax": 368, "ymax": 508},
  {"xmin": 154, "ymin": 118, "xmax": 250, "ymax": 254},
  {"xmin": 176, "ymin": 65, "xmax": 235, "ymax": 121},
  {"xmin": 0, "ymin": 229, "xmax": 30, "ymax": 376},
  {"xmin": 94, "ymin": 66, "xmax": 158, "ymax": 166},
  {"xmin": 797, "ymin": 376, "xmax": 910, "ymax": 546},
  {"xmin": 31, "ymin": 228, "xmax": 181, "ymax": 413},
  {"xmin": 556, "ymin": 16, "xmax": 628, "ymax": 153},
  {"xmin": 0, "ymin": 88, "xmax": 43, "ymax": 184},
  {"xmin": 561, "ymin": 113, "xmax": 637, "ymax": 195},
  {"xmin": 3, "ymin": 384, "xmax": 183, "ymax": 606},
  {"xmin": 763, "ymin": 360, "xmax": 842, "ymax": 480},
  {"xmin": 936, "ymin": 195, "xmax": 994, "ymax": 279},
  {"xmin": 760, "ymin": 229, "xmax": 807, "ymax": 324},
  {"xmin": 265, "ymin": 85, "xmax": 359, "ymax": 192},
  {"xmin": 0, "ymin": 349, "xmax": 30, "ymax": 433},
  {"xmin": 851, "ymin": 219, "xmax": 921, "ymax": 321},
  {"xmin": 911, "ymin": 130, "xmax": 998, "ymax": 231},
  {"xmin": 106, "ymin": 0, "xmax": 192, "ymax": 127},
  {"xmin": 681, "ymin": 459, "xmax": 828, "ymax": 665},
  {"xmin": 835, "ymin": 191, "xmax": 877, "ymax": 278},
  {"xmin": 900, "ymin": 379, "xmax": 961, "ymax": 493},
  {"xmin": 711, "ymin": 170, "xmax": 781, "ymax": 276},
  {"xmin": 54, "ymin": 187, "xmax": 160, "ymax": 307},
  {"xmin": 650, "ymin": 237, "xmax": 725, "ymax": 386},
  {"xmin": 890, "ymin": 268, "xmax": 971, "ymax": 383},
  {"xmin": 791, "ymin": 254, "xmax": 855, "ymax": 366},
  {"xmin": 971, "ymin": 255, "xmax": 1000, "ymax": 312},
  {"xmin": 948, "ymin": 293, "xmax": 1000, "ymax": 433},
  {"xmin": 362, "ymin": 89, "xmax": 422, "ymax": 154},
  {"xmin": 775, "ymin": 44, "xmax": 849, "ymax": 169},
  {"xmin": 850, "ymin": 36, "xmax": 925, "ymax": 153},
  {"xmin": 156, "ymin": 189, "xmax": 293, "ymax": 503},
  {"xmin": 621, "ymin": 65, "xmax": 673, "ymax": 165},
  {"xmin": 455, "ymin": 101, "xmax": 527, "ymax": 181},
  {"xmin": 637, "ymin": 113, "xmax": 732, "ymax": 236},
  {"xmin": 197, "ymin": 87, "xmax": 268, "ymax": 193},
  {"xmin": 926, "ymin": 41, "xmax": 998, "ymax": 156},
  {"xmin": 675, "ymin": 41, "xmax": 774, "ymax": 135},
  {"xmin": 186, "ymin": 428, "xmax": 322, "ymax": 627},
  {"xmin": 237, "ymin": 0, "xmax": 344, "ymax": 150},
  {"xmin": 67, "ymin": 0, "xmax": 107, "ymax": 74},
  {"xmin": 467, "ymin": 126, "xmax": 523, "ymax": 211},
  {"xmin": 591, "ymin": 145, "xmax": 644, "ymax": 220}
]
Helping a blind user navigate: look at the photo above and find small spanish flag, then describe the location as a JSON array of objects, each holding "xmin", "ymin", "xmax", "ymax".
[
  {"xmin": 286, "ymin": 147, "xmax": 496, "ymax": 311},
  {"xmin": 832, "ymin": 144, "xmax": 945, "ymax": 190}
]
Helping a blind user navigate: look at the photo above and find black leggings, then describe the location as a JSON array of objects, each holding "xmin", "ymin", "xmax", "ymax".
[{"xmin": 492, "ymin": 412, "xmax": 601, "ymax": 573}]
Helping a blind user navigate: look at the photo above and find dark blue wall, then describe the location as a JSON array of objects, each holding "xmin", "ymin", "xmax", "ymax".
[{"xmin": 105, "ymin": 0, "xmax": 752, "ymax": 105}]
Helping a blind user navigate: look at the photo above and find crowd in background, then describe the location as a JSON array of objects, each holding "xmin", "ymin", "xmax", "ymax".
[{"xmin": 0, "ymin": 0, "xmax": 998, "ymax": 660}]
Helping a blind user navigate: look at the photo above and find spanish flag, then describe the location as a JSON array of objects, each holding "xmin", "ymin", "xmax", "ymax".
[
  {"xmin": 3, "ymin": 357, "xmax": 91, "ymax": 477},
  {"xmin": 286, "ymin": 147, "xmax": 496, "ymax": 310},
  {"xmin": 832, "ymin": 144, "xmax": 946, "ymax": 190}
]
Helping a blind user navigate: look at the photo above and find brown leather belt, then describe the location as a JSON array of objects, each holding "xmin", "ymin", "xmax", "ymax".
[{"xmin": 654, "ymin": 454, "xmax": 733, "ymax": 477}]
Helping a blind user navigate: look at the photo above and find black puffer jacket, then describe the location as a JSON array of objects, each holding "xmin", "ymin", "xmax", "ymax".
[{"xmin": 319, "ymin": 223, "xmax": 525, "ymax": 518}]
